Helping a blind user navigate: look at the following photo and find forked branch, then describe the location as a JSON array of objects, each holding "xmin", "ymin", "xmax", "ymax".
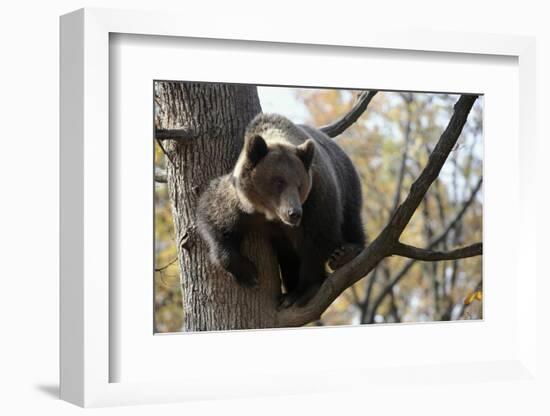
[
  {"xmin": 367, "ymin": 179, "xmax": 483, "ymax": 322},
  {"xmin": 276, "ymin": 94, "xmax": 480, "ymax": 328}
]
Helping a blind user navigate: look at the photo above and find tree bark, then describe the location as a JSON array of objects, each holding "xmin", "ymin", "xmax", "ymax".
[{"xmin": 154, "ymin": 82, "xmax": 280, "ymax": 331}]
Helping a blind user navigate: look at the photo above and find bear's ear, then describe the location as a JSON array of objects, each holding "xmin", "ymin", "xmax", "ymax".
[
  {"xmin": 246, "ymin": 134, "xmax": 268, "ymax": 166},
  {"xmin": 296, "ymin": 139, "xmax": 315, "ymax": 170}
]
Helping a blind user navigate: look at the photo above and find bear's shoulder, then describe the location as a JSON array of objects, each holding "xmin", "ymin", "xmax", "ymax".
[{"xmin": 197, "ymin": 175, "xmax": 242, "ymax": 234}]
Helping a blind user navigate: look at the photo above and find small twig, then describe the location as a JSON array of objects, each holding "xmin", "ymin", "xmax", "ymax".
[
  {"xmin": 156, "ymin": 138, "xmax": 176, "ymax": 166},
  {"xmin": 360, "ymin": 266, "xmax": 379, "ymax": 324},
  {"xmin": 155, "ymin": 257, "xmax": 178, "ymax": 272},
  {"xmin": 430, "ymin": 177, "xmax": 482, "ymax": 247},
  {"xmin": 391, "ymin": 96, "xmax": 413, "ymax": 214}
]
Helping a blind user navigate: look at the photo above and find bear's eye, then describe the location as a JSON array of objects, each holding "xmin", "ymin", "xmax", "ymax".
[{"xmin": 272, "ymin": 177, "xmax": 286, "ymax": 193}]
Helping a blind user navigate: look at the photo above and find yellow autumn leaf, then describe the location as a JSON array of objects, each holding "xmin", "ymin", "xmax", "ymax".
[
  {"xmin": 464, "ymin": 292, "xmax": 476, "ymax": 305},
  {"xmin": 464, "ymin": 290, "xmax": 482, "ymax": 305}
]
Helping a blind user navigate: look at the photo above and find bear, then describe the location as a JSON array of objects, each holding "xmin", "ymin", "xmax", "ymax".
[{"xmin": 197, "ymin": 113, "xmax": 365, "ymax": 307}]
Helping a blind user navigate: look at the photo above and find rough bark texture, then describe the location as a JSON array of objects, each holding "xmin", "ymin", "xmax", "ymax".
[{"xmin": 155, "ymin": 82, "xmax": 280, "ymax": 331}]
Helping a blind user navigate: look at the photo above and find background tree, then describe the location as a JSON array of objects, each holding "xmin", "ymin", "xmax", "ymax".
[
  {"xmin": 154, "ymin": 83, "xmax": 483, "ymax": 332},
  {"xmin": 297, "ymin": 89, "xmax": 483, "ymax": 325}
]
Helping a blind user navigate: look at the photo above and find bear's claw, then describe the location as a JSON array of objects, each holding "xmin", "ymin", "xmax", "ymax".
[
  {"xmin": 328, "ymin": 243, "xmax": 363, "ymax": 271},
  {"xmin": 235, "ymin": 259, "xmax": 259, "ymax": 288}
]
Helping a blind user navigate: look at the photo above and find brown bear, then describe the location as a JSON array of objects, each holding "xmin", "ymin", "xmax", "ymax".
[{"xmin": 197, "ymin": 113, "xmax": 365, "ymax": 307}]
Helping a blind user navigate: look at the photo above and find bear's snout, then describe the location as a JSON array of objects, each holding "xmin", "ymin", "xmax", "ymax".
[{"xmin": 286, "ymin": 207, "xmax": 302, "ymax": 226}]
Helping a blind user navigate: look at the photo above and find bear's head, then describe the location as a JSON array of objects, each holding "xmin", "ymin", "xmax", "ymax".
[{"xmin": 233, "ymin": 133, "xmax": 315, "ymax": 227}]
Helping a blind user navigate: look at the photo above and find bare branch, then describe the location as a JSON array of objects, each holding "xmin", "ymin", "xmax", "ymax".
[
  {"xmin": 385, "ymin": 95, "xmax": 479, "ymax": 239},
  {"xmin": 320, "ymin": 90, "xmax": 378, "ymax": 137},
  {"xmin": 393, "ymin": 242, "xmax": 482, "ymax": 261},
  {"xmin": 367, "ymin": 179, "xmax": 483, "ymax": 322},
  {"xmin": 360, "ymin": 266, "xmax": 379, "ymax": 324},
  {"xmin": 155, "ymin": 137, "xmax": 176, "ymax": 166},
  {"xmin": 367, "ymin": 259, "xmax": 416, "ymax": 323},
  {"xmin": 155, "ymin": 128, "xmax": 194, "ymax": 141},
  {"xmin": 431, "ymin": 176, "xmax": 482, "ymax": 247},
  {"xmin": 391, "ymin": 96, "xmax": 413, "ymax": 213},
  {"xmin": 360, "ymin": 96, "xmax": 413, "ymax": 321},
  {"xmin": 155, "ymin": 257, "xmax": 178, "ymax": 272},
  {"xmin": 276, "ymin": 94, "xmax": 479, "ymax": 328}
]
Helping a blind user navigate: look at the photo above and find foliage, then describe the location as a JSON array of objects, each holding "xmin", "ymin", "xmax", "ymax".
[{"xmin": 154, "ymin": 142, "xmax": 183, "ymax": 333}]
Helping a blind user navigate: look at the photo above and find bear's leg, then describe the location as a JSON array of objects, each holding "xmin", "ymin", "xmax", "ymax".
[
  {"xmin": 209, "ymin": 236, "xmax": 258, "ymax": 288},
  {"xmin": 328, "ymin": 243, "xmax": 363, "ymax": 271},
  {"xmin": 271, "ymin": 236, "xmax": 300, "ymax": 294},
  {"xmin": 279, "ymin": 241, "xmax": 327, "ymax": 308},
  {"xmin": 329, "ymin": 202, "xmax": 366, "ymax": 270},
  {"xmin": 342, "ymin": 200, "xmax": 366, "ymax": 247}
]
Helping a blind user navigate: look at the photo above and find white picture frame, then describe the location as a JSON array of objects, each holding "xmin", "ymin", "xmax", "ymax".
[{"xmin": 60, "ymin": 8, "xmax": 538, "ymax": 408}]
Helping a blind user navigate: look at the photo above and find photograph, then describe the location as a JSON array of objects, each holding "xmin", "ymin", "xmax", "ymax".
[
  {"xmin": 0, "ymin": 0, "xmax": 543, "ymax": 411},
  {"xmin": 153, "ymin": 82, "xmax": 483, "ymax": 333}
]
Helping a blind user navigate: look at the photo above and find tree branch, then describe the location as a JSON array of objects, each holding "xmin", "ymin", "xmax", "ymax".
[
  {"xmin": 385, "ymin": 95, "xmax": 479, "ymax": 239},
  {"xmin": 358, "ymin": 95, "xmax": 412, "ymax": 321},
  {"xmin": 155, "ymin": 137, "xmax": 176, "ymax": 166},
  {"xmin": 431, "ymin": 176, "xmax": 482, "ymax": 247},
  {"xmin": 367, "ymin": 258, "xmax": 416, "ymax": 323},
  {"xmin": 367, "ymin": 179, "xmax": 483, "ymax": 322},
  {"xmin": 393, "ymin": 242, "xmax": 482, "ymax": 261},
  {"xmin": 155, "ymin": 257, "xmax": 178, "ymax": 272},
  {"xmin": 320, "ymin": 90, "xmax": 378, "ymax": 137},
  {"xmin": 391, "ymin": 93, "xmax": 413, "ymax": 213},
  {"xmin": 276, "ymin": 94, "xmax": 479, "ymax": 328},
  {"xmin": 155, "ymin": 128, "xmax": 194, "ymax": 141}
]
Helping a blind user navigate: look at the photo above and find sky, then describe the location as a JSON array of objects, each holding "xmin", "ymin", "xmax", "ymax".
[{"xmin": 257, "ymin": 86, "xmax": 310, "ymax": 123}]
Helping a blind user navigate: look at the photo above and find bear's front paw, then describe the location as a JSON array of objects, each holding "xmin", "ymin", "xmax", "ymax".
[
  {"xmin": 278, "ymin": 292, "xmax": 300, "ymax": 310},
  {"xmin": 278, "ymin": 285, "xmax": 319, "ymax": 309},
  {"xmin": 235, "ymin": 259, "xmax": 259, "ymax": 288},
  {"xmin": 328, "ymin": 243, "xmax": 363, "ymax": 271}
]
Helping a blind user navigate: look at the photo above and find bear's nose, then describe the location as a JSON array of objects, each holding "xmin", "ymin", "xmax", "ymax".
[{"xmin": 288, "ymin": 208, "xmax": 302, "ymax": 222}]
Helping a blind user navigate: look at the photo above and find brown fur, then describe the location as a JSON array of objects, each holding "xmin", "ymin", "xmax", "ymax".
[
  {"xmin": 235, "ymin": 139, "xmax": 313, "ymax": 225},
  {"xmin": 197, "ymin": 113, "xmax": 366, "ymax": 305}
]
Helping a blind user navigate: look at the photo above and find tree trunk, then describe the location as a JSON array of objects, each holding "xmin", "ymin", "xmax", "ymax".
[{"xmin": 154, "ymin": 82, "xmax": 280, "ymax": 331}]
